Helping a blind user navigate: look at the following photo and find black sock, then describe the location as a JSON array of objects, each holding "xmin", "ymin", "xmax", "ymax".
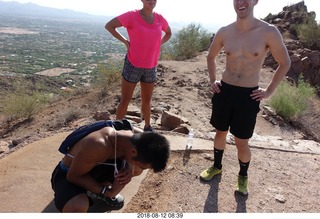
[
  {"xmin": 213, "ymin": 148, "xmax": 224, "ymax": 170},
  {"xmin": 238, "ymin": 159, "xmax": 250, "ymax": 176}
]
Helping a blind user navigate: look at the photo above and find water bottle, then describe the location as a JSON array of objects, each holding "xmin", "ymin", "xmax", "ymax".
[{"xmin": 186, "ymin": 128, "xmax": 194, "ymax": 149}]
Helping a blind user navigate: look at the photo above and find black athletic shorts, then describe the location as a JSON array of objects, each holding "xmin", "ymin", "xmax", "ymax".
[
  {"xmin": 210, "ymin": 80, "xmax": 260, "ymax": 139},
  {"xmin": 51, "ymin": 159, "xmax": 124, "ymax": 212},
  {"xmin": 50, "ymin": 162, "xmax": 89, "ymax": 212}
]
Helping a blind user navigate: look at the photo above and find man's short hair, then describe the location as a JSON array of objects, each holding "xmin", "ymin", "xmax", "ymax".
[{"xmin": 130, "ymin": 132, "xmax": 170, "ymax": 172}]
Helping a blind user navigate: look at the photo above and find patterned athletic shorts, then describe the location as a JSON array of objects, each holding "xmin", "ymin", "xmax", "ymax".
[{"xmin": 122, "ymin": 56, "xmax": 157, "ymax": 83}]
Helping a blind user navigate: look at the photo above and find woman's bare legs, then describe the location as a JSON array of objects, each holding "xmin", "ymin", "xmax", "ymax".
[
  {"xmin": 140, "ymin": 81, "xmax": 155, "ymax": 128},
  {"xmin": 116, "ymin": 78, "xmax": 137, "ymax": 120}
]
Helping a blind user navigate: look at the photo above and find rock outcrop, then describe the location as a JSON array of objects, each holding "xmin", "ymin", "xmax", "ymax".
[{"xmin": 263, "ymin": 1, "xmax": 320, "ymax": 93}]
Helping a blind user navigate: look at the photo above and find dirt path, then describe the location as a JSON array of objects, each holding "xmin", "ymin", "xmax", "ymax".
[
  {"xmin": 125, "ymin": 147, "xmax": 320, "ymax": 213},
  {"xmin": 0, "ymin": 133, "xmax": 68, "ymax": 212}
]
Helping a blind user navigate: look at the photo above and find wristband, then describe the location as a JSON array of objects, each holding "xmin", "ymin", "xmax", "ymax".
[
  {"xmin": 100, "ymin": 185, "xmax": 111, "ymax": 196},
  {"xmin": 100, "ymin": 186, "xmax": 107, "ymax": 196}
]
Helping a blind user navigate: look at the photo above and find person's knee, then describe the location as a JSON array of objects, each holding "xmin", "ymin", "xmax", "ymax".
[
  {"xmin": 234, "ymin": 137, "xmax": 249, "ymax": 147},
  {"xmin": 62, "ymin": 194, "xmax": 89, "ymax": 213},
  {"xmin": 141, "ymin": 101, "xmax": 151, "ymax": 109},
  {"xmin": 235, "ymin": 138, "xmax": 251, "ymax": 156},
  {"xmin": 236, "ymin": 145, "xmax": 250, "ymax": 155},
  {"xmin": 215, "ymin": 130, "xmax": 228, "ymax": 138},
  {"xmin": 119, "ymin": 96, "xmax": 132, "ymax": 105}
]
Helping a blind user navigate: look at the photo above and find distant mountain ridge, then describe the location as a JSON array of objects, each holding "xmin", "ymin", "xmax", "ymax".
[
  {"xmin": 0, "ymin": 1, "xmax": 219, "ymax": 32},
  {"xmin": 0, "ymin": 1, "xmax": 109, "ymax": 23}
]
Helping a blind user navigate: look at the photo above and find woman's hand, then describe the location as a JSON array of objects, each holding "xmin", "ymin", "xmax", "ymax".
[{"xmin": 124, "ymin": 40, "xmax": 130, "ymax": 51}]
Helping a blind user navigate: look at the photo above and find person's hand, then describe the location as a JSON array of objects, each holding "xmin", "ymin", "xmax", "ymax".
[
  {"xmin": 124, "ymin": 40, "xmax": 130, "ymax": 50},
  {"xmin": 250, "ymin": 88, "xmax": 272, "ymax": 101},
  {"xmin": 108, "ymin": 168, "xmax": 132, "ymax": 197},
  {"xmin": 115, "ymin": 167, "xmax": 132, "ymax": 185},
  {"xmin": 210, "ymin": 80, "xmax": 222, "ymax": 94}
]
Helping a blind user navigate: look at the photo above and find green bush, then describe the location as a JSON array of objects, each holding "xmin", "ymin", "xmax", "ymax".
[
  {"xmin": 51, "ymin": 107, "xmax": 84, "ymax": 129},
  {"xmin": 297, "ymin": 22, "xmax": 320, "ymax": 48},
  {"xmin": 160, "ymin": 44, "xmax": 175, "ymax": 60},
  {"xmin": 268, "ymin": 77, "xmax": 316, "ymax": 121},
  {"xmin": 2, "ymin": 82, "xmax": 49, "ymax": 121},
  {"xmin": 166, "ymin": 23, "xmax": 212, "ymax": 60},
  {"xmin": 93, "ymin": 61, "xmax": 122, "ymax": 96}
]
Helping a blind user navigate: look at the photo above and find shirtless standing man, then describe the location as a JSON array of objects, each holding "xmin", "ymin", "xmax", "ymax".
[{"xmin": 200, "ymin": 0, "xmax": 291, "ymax": 195}]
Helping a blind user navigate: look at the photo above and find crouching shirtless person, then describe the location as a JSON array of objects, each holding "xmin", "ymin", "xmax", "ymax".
[{"xmin": 51, "ymin": 119, "xmax": 170, "ymax": 212}]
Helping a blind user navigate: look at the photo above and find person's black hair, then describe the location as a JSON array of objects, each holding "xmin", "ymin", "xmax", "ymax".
[{"xmin": 130, "ymin": 132, "xmax": 170, "ymax": 172}]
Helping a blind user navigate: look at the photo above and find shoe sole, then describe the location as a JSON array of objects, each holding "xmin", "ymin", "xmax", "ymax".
[
  {"xmin": 88, "ymin": 192, "xmax": 125, "ymax": 208},
  {"xmin": 199, "ymin": 172, "xmax": 221, "ymax": 181},
  {"xmin": 235, "ymin": 190, "xmax": 248, "ymax": 196}
]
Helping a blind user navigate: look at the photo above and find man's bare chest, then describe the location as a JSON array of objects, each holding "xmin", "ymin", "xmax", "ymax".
[{"xmin": 223, "ymin": 34, "xmax": 268, "ymax": 59}]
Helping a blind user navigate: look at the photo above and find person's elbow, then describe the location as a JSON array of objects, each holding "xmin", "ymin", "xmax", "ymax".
[
  {"xmin": 286, "ymin": 57, "xmax": 291, "ymax": 70},
  {"xmin": 207, "ymin": 53, "xmax": 216, "ymax": 63},
  {"xmin": 66, "ymin": 171, "xmax": 79, "ymax": 184},
  {"xmin": 105, "ymin": 18, "xmax": 121, "ymax": 32},
  {"xmin": 105, "ymin": 20, "xmax": 116, "ymax": 32},
  {"xmin": 132, "ymin": 167, "xmax": 143, "ymax": 176},
  {"xmin": 165, "ymin": 26, "xmax": 172, "ymax": 39},
  {"xmin": 105, "ymin": 22, "xmax": 112, "ymax": 32},
  {"xmin": 281, "ymin": 56, "xmax": 291, "ymax": 73}
]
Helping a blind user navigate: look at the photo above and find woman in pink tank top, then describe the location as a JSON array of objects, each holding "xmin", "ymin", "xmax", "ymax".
[{"xmin": 105, "ymin": 0, "xmax": 172, "ymax": 132}]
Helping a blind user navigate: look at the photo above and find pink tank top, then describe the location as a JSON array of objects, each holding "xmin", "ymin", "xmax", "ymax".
[{"xmin": 117, "ymin": 10, "xmax": 169, "ymax": 68}]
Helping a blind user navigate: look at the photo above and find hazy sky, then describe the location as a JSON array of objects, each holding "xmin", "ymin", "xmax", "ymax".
[{"xmin": 1, "ymin": 0, "xmax": 319, "ymax": 28}]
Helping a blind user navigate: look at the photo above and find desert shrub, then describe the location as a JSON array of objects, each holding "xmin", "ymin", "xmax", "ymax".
[
  {"xmin": 297, "ymin": 21, "xmax": 320, "ymax": 49},
  {"xmin": 1, "ymin": 81, "xmax": 49, "ymax": 121},
  {"xmin": 268, "ymin": 77, "xmax": 316, "ymax": 121},
  {"xmin": 71, "ymin": 86, "xmax": 91, "ymax": 96},
  {"xmin": 51, "ymin": 107, "xmax": 84, "ymax": 129},
  {"xmin": 167, "ymin": 23, "xmax": 212, "ymax": 60},
  {"xmin": 160, "ymin": 44, "xmax": 175, "ymax": 60},
  {"xmin": 93, "ymin": 61, "xmax": 122, "ymax": 96}
]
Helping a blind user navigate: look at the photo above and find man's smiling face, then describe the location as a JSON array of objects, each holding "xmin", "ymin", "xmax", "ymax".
[{"xmin": 233, "ymin": 0, "xmax": 258, "ymax": 18}]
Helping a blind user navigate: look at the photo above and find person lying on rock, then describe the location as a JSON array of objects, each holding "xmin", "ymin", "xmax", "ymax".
[{"xmin": 51, "ymin": 119, "xmax": 170, "ymax": 212}]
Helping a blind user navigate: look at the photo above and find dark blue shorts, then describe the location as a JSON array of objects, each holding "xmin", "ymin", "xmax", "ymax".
[
  {"xmin": 50, "ymin": 162, "xmax": 90, "ymax": 212},
  {"xmin": 210, "ymin": 81, "xmax": 260, "ymax": 139},
  {"xmin": 51, "ymin": 159, "xmax": 124, "ymax": 212},
  {"xmin": 122, "ymin": 56, "xmax": 157, "ymax": 83}
]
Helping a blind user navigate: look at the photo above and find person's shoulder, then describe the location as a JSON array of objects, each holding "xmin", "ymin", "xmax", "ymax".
[
  {"xmin": 257, "ymin": 19, "xmax": 279, "ymax": 32},
  {"xmin": 84, "ymin": 127, "xmax": 112, "ymax": 146},
  {"xmin": 79, "ymin": 130, "xmax": 112, "ymax": 158},
  {"xmin": 256, "ymin": 19, "xmax": 283, "ymax": 41},
  {"xmin": 131, "ymin": 9, "xmax": 140, "ymax": 14},
  {"xmin": 119, "ymin": 10, "xmax": 139, "ymax": 17},
  {"xmin": 154, "ymin": 12, "xmax": 167, "ymax": 20},
  {"xmin": 154, "ymin": 11, "xmax": 163, "ymax": 17},
  {"xmin": 153, "ymin": 12, "xmax": 169, "ymax": 26},
  {"xmin": 216, "ymin": 22, "xmax": 235, "ymax": 35}
]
